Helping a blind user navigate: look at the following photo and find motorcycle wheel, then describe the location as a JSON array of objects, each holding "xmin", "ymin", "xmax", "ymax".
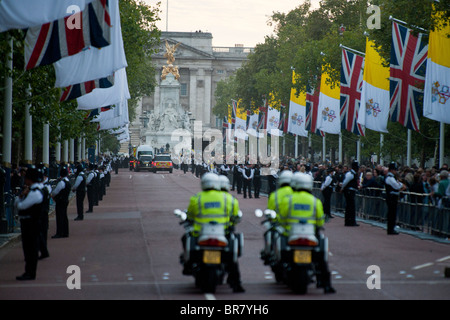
[
  {"xmin": 289, "ymin": 265, "xmax": 309, "ymax": 294},
  {"xmin": 200, "ymin": 266, "xmax": 218, "ymax": 294}
]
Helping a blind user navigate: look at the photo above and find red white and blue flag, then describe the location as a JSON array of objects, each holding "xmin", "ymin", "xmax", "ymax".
[
  {"xmin": 60, "ymin": 74, "xmax": 114, "ymax": 102},
  {"xmin": 305, "ymin": 83, "xmax": 324, "ymax": 137},
  {"xmin": 231, "ymin": 99, "xmax": 238, "ymax": 129},
  {"xmin": 24, "ymin": 0, "xmax": 111, "ymax": 70},
  {"xmin": 340, "ymin": 48, "xmax": 365, "ymax": 136},
  {"xmin": 389, "ymin": 21, "xmax": 428, "ymax": 132}
]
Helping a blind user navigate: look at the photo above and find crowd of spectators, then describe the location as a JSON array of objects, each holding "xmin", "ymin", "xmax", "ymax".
[{"xmin": 272, "ymin": 155, "xmax": 450, "ymax": 209}]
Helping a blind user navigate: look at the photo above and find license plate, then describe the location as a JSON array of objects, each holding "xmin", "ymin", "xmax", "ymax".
[
  {"xmin": 294, "ymin": 250, "xmax": 312, "ymax": 264},
  {"xmin": 203, "ymin": 250, "xmax": 221, "ymax": 264}
]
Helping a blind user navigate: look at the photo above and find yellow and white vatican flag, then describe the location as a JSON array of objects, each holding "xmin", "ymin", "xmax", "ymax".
[
  {"xmin": 423, "ymin": 15, "xmax": 450, "ymax": 124},
  {"xmin": 316, "ymin": 66, "xmax": 341, "ymax": 134},
  {"xmin": 234, "ymin": 106, "xmax": 248, "ymax": 140},
  {"xmin": 288, "ymin": 72, "xmax": 308, "ymax": 137},
  {"xmin": 357, "ymin": 38, "xmax": 390, "ymax": 133}
]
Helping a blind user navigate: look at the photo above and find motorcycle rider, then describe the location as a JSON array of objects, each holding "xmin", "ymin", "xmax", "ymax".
[
  {"xmin": 278, "ymin": 172, "xmax": 336, "ymax": 294},
  {"xmin": 267, "ymin": 170, "xmax": 293, "ymax": 213},
  {"xmin": 184, "ymin": 172, "xmax": 245, "ymax": 293}
]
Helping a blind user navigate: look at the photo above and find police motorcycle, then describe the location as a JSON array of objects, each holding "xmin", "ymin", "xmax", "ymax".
[
  {"xmin": 174, "ymin": 209, "xmax": 243, "ymax": 293},
  {"xmin": 255, "ymin": 208, "xmax": 329, "ymax": 294}
]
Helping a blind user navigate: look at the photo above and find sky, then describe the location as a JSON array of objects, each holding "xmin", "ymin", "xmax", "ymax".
[{"xmin": 143, "ymin": 0, "xmax": 320, "ymax": 48}]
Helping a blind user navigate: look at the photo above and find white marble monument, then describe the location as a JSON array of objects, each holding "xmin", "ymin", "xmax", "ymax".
[{"xmin": 144, "ymin": 42, "xmax": 191, "ymax": 150}]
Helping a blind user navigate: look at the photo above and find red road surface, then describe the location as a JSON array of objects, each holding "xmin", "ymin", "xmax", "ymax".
[{"xmin": 0, "ymin": 168, "xmax": 449, "ymax": 301}]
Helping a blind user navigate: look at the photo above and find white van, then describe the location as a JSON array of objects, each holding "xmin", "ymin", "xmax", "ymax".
[{"xmin": 135, "ymin": 145, "xmax": 154, "ymax": 172}]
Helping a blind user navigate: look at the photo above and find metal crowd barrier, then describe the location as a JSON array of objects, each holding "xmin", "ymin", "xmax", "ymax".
[{"xmin": 310, "ymin": 182, "xmax": 450, "ymax": 238}]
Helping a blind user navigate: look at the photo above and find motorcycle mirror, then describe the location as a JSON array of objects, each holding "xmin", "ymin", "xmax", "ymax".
[
  {"xmin": 255, "ymin": 209, "xmax": 263, "ymax": 218},
  {"xmin": 264, "ymin": 209, "xmax": 277, "ymax": 220}
]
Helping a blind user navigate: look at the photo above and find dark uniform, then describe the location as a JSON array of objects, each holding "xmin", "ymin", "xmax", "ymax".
[
  {"xmin": 86, "ymin": 164, "xmax": 96, "ymax": 213},
  {"xmin": 253, "ymin": 165, "xmax": 261, "ymax": 198},
  {"xmin": 320, "ymin": 168, "xmax": 335, "ymax": 220},
  {"xmin": 51, "ymin": 167, "xmax": 71, "ymax": 238},
  {"xmin": 72, "ymin": 164, "xmax": 86, "ymax": 221},
  {"xmin": 385, "ymin": 162, "xmax": 404, "ymax": 235},
  {"xmin": 341, "ymin": 161, "xmax": 359, "ymax": 227},
  {"xmin": 16, "ymin": 168, "xmax": 43, "ymax": 280},
  {"xmin": 242, "ymin": 165, "xmax": 253, "ymax": 198},
  {"xmin": 38, "ymin": 170, "xmax": 51, "ymax": 260}
]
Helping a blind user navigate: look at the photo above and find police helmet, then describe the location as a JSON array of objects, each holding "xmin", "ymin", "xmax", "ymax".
[
  {"xmin": 25, "ymin": 167, "xmax": 40, "ymax": 183},
  {"xmin": 278, "ymin": 170, "xmax": 294, "ymax": 186},
  {"xmin": 60, "ymin": 166, "xmax": 68, "ymax": 177},
  {"xmin": 388, "ymin": 161, "xmax": 398, "ymax": 171},
  {"xmin": 201, "ymin": 172, "xmax": 220, "ymax": 191},
  {"xmin": 218, "ymin": 175, "xmax": 231, "ymax": 192},
  {"xmin": 290, "ymin": 172, "xmax": 313, "ymax": 192}
]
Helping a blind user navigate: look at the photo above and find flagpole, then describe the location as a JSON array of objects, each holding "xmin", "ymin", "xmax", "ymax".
[
  {"xmin": 25, "ymin": 85, "xmax": 33, "ymax": 165},
  {"xmin": 295, "ymin": 135, "xmax": 298, "ymax": 158},
  {"xmin": 389, "ymin": 16, "xmax": 428, "ymax": 33},
  {"xmin": 440, "ymin": 122, "xmax": 445, "ymax": 168},
  {"xmin": 339, "ymin": 133, "xmax": 343, "ymax": 164},
  {"xmin": 380, "ymin": 133, "xmax": 384, "ymax": 166},
  {"xmin": 339, "ymin": 44, "xmax": 365, "ymax": 56},
  {"xmin": 322, "ymin": 134, "xmax": 326, "ymax": 162},
  {"xmin": 2, "ymin": 36, "xmax": 13, "ymax": 194},
  {"xmin": 43, "ymin": 123, "xmax": 49, "ymax": 167},
  {"xmin": 407, "ymin": 129, "xmax": 412, "ymax": 167},
  {"xmin": 357, "ymin": 138, "xmax": 361, "ymax": 163}
]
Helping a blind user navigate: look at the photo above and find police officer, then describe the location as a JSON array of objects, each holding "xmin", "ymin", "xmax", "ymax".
[
  {"xmin": 51, "ymin": 166, "xmax": 71, "ymax": 238},
  {"xmin": 267, "ymin": 170, "xmax": 293, "ymax": 213},
  {"xmin": 86, "ymin": 164, "xmax": 96, "ymax": 213},
  {"xmin": 16, "ymin": 167, "xmax": 43, "ymax": 280},
  {"xmin": 279, "ymin": 172, "xmax": 336, "ymax": 294},
  {"xmin": 242, "ymin": 164, "xmax": 254, "ymax": 199},
  {"xmin": 321, "ymin": 167, "xmax": 335, "ymax": 220},
  {"xmin": 72, "ymin": 164, "xmax": 86, "ymax": 221},
  {"xmin": 340, "ymin": 161, "xmax": 359, "ymax": 227},
  {"xmin": 253, "ymin": 164, "xmax": 262, "ymax": 199},
  {"xmin": 37, "ymin": 166, "xmax": 51, "ymax": 260},
  {"xmin": 385, "ymin": 162, "xmax": 406, "ymax": 235},
  {"xmin": 185, "ymin": 173, "xmax": 245, "ymax": 293}
]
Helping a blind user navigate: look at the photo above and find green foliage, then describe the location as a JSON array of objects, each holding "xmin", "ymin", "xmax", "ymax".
[
  {"xmin": 212, "ymin": 0, "xmax": 450, "ymax": 167},
  {"xmin": 0, "ymin": 0, "xmax": 161, "ymax": 164}
]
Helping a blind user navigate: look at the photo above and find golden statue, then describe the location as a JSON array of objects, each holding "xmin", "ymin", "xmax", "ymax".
[{"xmin": 161, "ymin": 40, "xmax": 181, "ymax": 80}]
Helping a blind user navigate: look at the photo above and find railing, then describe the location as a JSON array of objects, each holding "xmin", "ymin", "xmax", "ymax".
[
  {"xmin": 226, "ymin": 171, "xmax": 449, "ymax": 238},
  {"xmin": 310, "ymin": 182, "xmax": 450, "ymax": 238}
]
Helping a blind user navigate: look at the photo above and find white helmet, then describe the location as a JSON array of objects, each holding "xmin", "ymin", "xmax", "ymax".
[
  {"xmin": 278, "ymin": 170, "xmax": 293, "ymax": 186},
  {"xmin": 290, "ymin": 172, "xmax": 313, "ymax": 191},
  {"xmin": 218, "ymin": 175, "xmax": 231, "ymax": 192},
  {"xmin": 201, "ymin": 172, "xmax": 220, "ymax": 191}
]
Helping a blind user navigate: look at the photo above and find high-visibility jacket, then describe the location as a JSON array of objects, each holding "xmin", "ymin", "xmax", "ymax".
[
  {"xmin": 267, "ymin": 185, "xmax": 293, "ymax": 213},
  {"xmin": 187, "ymin": 190, "xmax": 239, "ymax": 236},
  {"xmin": 278, "ymin": 191, "xmax": 324, "ymax": 235}
]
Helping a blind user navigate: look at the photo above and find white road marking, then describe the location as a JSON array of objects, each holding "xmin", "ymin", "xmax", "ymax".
[
  {"xmin": 204, "ymin": 293, "xmax": 216, "ymax": 300},
  {"xmin": 436, "ymin": 256, "xmax": 450, "ymax": 263},
  {"xmin": 412, "ymin": 262, "xmax": 434, "ymax": 270}
]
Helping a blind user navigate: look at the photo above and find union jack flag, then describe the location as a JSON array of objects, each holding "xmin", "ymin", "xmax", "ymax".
[
  {"xmin": 389, "ymin": 21, "xmax": 428, "ymax": 132},
  {"xmin": 258, "ymin": 104, "xmax": 267, "ymax": 131},
  {"xmin": 60, "ymin": 74, "xmax": 114, "ymax": 102},
  {"xmin": 24, "ymin": 0, "xmax": 111, "ymax": 70},
  {"xmin": 305, "ymin": 82, "xmax": 324, "ymax": 137},
  {"xmin": 340, "ymin": 48, "xmax": 365, "ymax": 136},
  {"xmin": 231, "ymin": 99, "xmax": 238, "ymax": 129}
]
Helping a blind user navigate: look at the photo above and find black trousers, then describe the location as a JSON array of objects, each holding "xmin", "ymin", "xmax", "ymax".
[
  {"xmin": 55, "ymin": 201, "xmax": 69, "ymax": 237},
  {"xmin": 87, "ymin": 186, "xmax": 94, "ymax": 211},
  {"xmin": 38, "ymin": 214, "xmax": 49, "ymax": 257},
  {"xmin": 386, "ymin": 195, "xmax": 398, "ymax": 233},
  {"xmin": 343, "ymin": 190, "xmax": 356, "ymax": 226},
  {"xmin": 76, "ymin": 191, "xmax": 85, "ymax": 218},
  {"xmin": 231, "ymin": 174, "xmax": 238, "ymax": 191},
  {"xmin": 253, "ymin": 178, "xmax": 261, "ymax": 198},
  {"xmin": 20, "ymin": 218, "xmax": 39, "ymax": 277},
  {"xmin": 322, "ymin": 189, "xmax": 332, "ymax": 217},
  {"xmin": 236, "ymin": 176, "xmax": 243, "ymax": 194},
  {"xmin": 243, "ymin": 179, "xmax": 252, "ymax": 198}
]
